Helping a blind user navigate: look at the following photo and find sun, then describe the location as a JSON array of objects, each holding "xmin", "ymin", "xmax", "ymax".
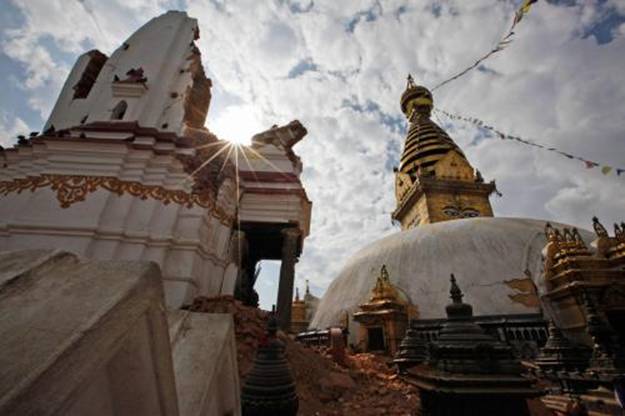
[{"xmin": 209, "ymin": 105, "xmax": 264, "ymax": 146}]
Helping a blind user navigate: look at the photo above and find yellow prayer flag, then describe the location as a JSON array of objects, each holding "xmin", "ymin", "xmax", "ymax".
[
  {"xmin": 601, "ymin": 166, "xmax": 613, "ymax": 175},
  {"xmin": 521, "ymin": 0, "xmax": 537, "ymax": 14}
]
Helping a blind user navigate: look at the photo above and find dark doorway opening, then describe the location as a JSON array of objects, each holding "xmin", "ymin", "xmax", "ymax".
[
  {"xmin": 607, "ymin": 310, "xmax": 625, "ymax": 341},
  {"xmin": 367, "ymin": 327, "xmax": 385, "ymax": 351}
]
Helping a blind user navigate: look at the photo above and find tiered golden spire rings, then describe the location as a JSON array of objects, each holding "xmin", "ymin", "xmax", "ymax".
[{"xmin": 401, "ymin": 74, "xmax": 433, "ymax": 120}]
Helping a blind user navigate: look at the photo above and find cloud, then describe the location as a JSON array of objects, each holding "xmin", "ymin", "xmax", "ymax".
[
  {"xmin": 0, "ymin": 113, "xmax": 30, "ymax": 147},
  {"xmin": 1, "ymin": 0, "xmax": 625, "ymax": 298}
]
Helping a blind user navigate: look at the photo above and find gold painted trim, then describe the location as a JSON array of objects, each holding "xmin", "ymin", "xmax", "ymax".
[{"xmin": 0, "ymin": 174, "xmax": 229, "ymax": 219}]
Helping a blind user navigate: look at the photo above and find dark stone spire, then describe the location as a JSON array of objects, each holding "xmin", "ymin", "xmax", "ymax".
[
  {"xmin": 449, "ymin": 273, "xmax": 462, "ymax": 303},
  {"xmin": 241, "ymin": 308, "xmax": 298, "ymax": 416},
  {"xmin": 535, "ymin": 320, "xmax": 590, "ymax": 375},
  {"xmin": 393, "ymin": 327, "xmax": 428, "ymax": 374},
  {"xmin": 583, "ymin": 292, "xmax": 625, "ymax": 379},
  {"xmin": 430, "ymin": 274, "xmax": 520, "ymax": 374}
]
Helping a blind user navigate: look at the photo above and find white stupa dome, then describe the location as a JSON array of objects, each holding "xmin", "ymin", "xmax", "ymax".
[{"xmin": 310, "ymin": 217, "xmax": 594, "ymax": 334}]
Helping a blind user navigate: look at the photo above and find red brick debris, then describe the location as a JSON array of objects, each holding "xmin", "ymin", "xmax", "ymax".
[
  {"xmin": 186, "ymin": 296, "xmax": 551, "ymax": 416},
  {"xmin": 187, "ymin": 296, "xmax": 421, "ymax": 415}
]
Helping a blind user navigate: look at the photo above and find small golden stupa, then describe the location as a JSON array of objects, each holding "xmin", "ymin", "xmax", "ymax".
[{"xmin": 353, "ymin": 265, "xmax": 412, "ymax": 355}]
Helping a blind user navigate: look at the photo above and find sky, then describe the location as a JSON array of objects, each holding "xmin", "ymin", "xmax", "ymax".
[{"xmin": 1, "ymin": 0, "xmax": 625, "ymax": 310}]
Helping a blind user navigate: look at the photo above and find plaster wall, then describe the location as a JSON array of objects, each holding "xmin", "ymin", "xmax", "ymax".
[
  {"xmin": 0, "ymin": 250, "xmax": 179, "ymax": 416},
  {"xmin": 44, "ymin": 11, "xmax": 201, "ymax": 136},
  {"xmin": 168, "ymin": 311, "xmax": 241, "ymax": 416},
  {"xmin": 0, "ymin": 140, "xmax": 237, "ymax": 308}
]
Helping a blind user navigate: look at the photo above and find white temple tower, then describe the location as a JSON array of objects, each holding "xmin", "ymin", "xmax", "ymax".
[{"xmin": 0, "ymin": 11, "xmax": 311, "ymax": 316}]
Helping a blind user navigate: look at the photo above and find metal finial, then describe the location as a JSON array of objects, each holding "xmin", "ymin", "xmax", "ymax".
[
  {"xmin": 450, "ymin": 274, "xmax": 463, "ymax": 304},
  {"xmin": 381, "ymin": 264, "xmax": 390, "ymax": 282},
  {"xmin": 593, "ymin": 216, "xmax": 608, "ymax": 237},
  {"xmin": 295, "ymin": 287, "xmax": 300, "ymax": 301},
  {"xmin": 572, "ymin": 228, "xmax": 583, "ymax": 243},
  {"xmin": 305, "ymin": 279, "xmax": 310, "ymax": 295},
  {"xmin": 407, "ymin": 73, "xmax": 416, "ymax": 89}
]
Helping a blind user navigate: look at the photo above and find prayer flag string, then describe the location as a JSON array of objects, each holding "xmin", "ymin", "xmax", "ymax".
[
  {"xmin": 434, "ymin": 108, "xmax": 624, "ymax": 177},
  {"xmin": 432, "ymin": 0, "xmax": 538, "ymax": 92}
]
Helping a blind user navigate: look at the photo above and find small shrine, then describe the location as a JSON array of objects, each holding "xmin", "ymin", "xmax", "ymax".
[
  {"xmin": 290, "ymin": 280, "xmax": 320, "ymax": 334},
  {"xmin": 540, "ymin": 292, "xmax": 625, "ymax": 415},
  {"xmin": 533, "ymin": 219, "xmax": 625, "ymax": 416},
  {"xmin": 542, "ymin": 218, "xmax": 625, "ymax": 343},
  {"xmin": 406, "ymin": 275, "xmax": 540, "ymax": 416},
  {"xmin": 291, "ymin": 288, "xmax": 309, "ymax": 334},
  {"xmin": 353, "ymin": 265, "xmax": 411, "ymax": 355}
]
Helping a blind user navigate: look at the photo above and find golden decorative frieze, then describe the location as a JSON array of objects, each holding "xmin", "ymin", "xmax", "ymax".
[{"xmin": 0, "ymin": 174, "xmax": 229, "ymax": 219}]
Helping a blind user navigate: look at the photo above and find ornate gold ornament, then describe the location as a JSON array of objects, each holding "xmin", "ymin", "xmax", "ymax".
[
  {"xmin": 368, "ymin": 265, "xmax": 405, "ymax": 304},
  {"xmin": 0, "ymin": 174, "xmax": 219, "ymax": 211}
]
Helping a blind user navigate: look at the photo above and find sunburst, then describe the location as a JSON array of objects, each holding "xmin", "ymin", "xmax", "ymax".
[{"xmin": 181, "ymin": 126, "xmax": 301, "ymax": 304}]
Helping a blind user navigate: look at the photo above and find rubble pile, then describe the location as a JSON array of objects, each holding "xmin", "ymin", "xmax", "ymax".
[
  {"xmin": 187, "ymin": 296, "xmax": 420, "ymax": 415},
  {"xmin": 318, "ymin": 352, "xmax": 422, "ymax": 416},
  {"xmin": 186, "ymin": 296, "xmax": 554, "ymax": 415}
]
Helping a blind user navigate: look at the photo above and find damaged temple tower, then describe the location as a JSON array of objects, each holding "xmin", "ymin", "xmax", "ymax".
[{"xmin": 0, "ymin": 11, "xmax": 310, "ymax": 415}]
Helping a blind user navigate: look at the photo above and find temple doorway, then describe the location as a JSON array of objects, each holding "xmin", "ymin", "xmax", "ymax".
[{"xmin": 368, "ymin": 327, "xmax": 385, "ymax": 351}]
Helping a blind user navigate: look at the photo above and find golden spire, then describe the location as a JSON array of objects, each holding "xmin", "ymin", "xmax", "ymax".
[
  {"xmin": 392, "ymin": 75, "xmax": 495, "ymax": 228},
  {"xmin": 401, "ymin": 73, "xmax": 433, "ymax": 120},
  {"xmin": 397, "ymin": 76, "xmax": 466, "ymax": 179}
]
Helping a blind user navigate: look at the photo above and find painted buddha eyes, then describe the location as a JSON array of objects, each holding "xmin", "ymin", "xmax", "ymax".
[
  {"xmin": 443, "ymin": 207, "xmax": 460, "ymax": 217},
  {"xmin": 443, "ymin": 206, "xmax": 480, "ymax": 218},
  {"xmin": 462, "ymin": 209, "xmax": 480, "ymax": 217}
]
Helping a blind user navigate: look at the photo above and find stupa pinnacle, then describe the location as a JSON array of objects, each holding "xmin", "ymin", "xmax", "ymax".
[{"xmin": 392, "ymin": 75, "xmax": 496, "ymax": 229}]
